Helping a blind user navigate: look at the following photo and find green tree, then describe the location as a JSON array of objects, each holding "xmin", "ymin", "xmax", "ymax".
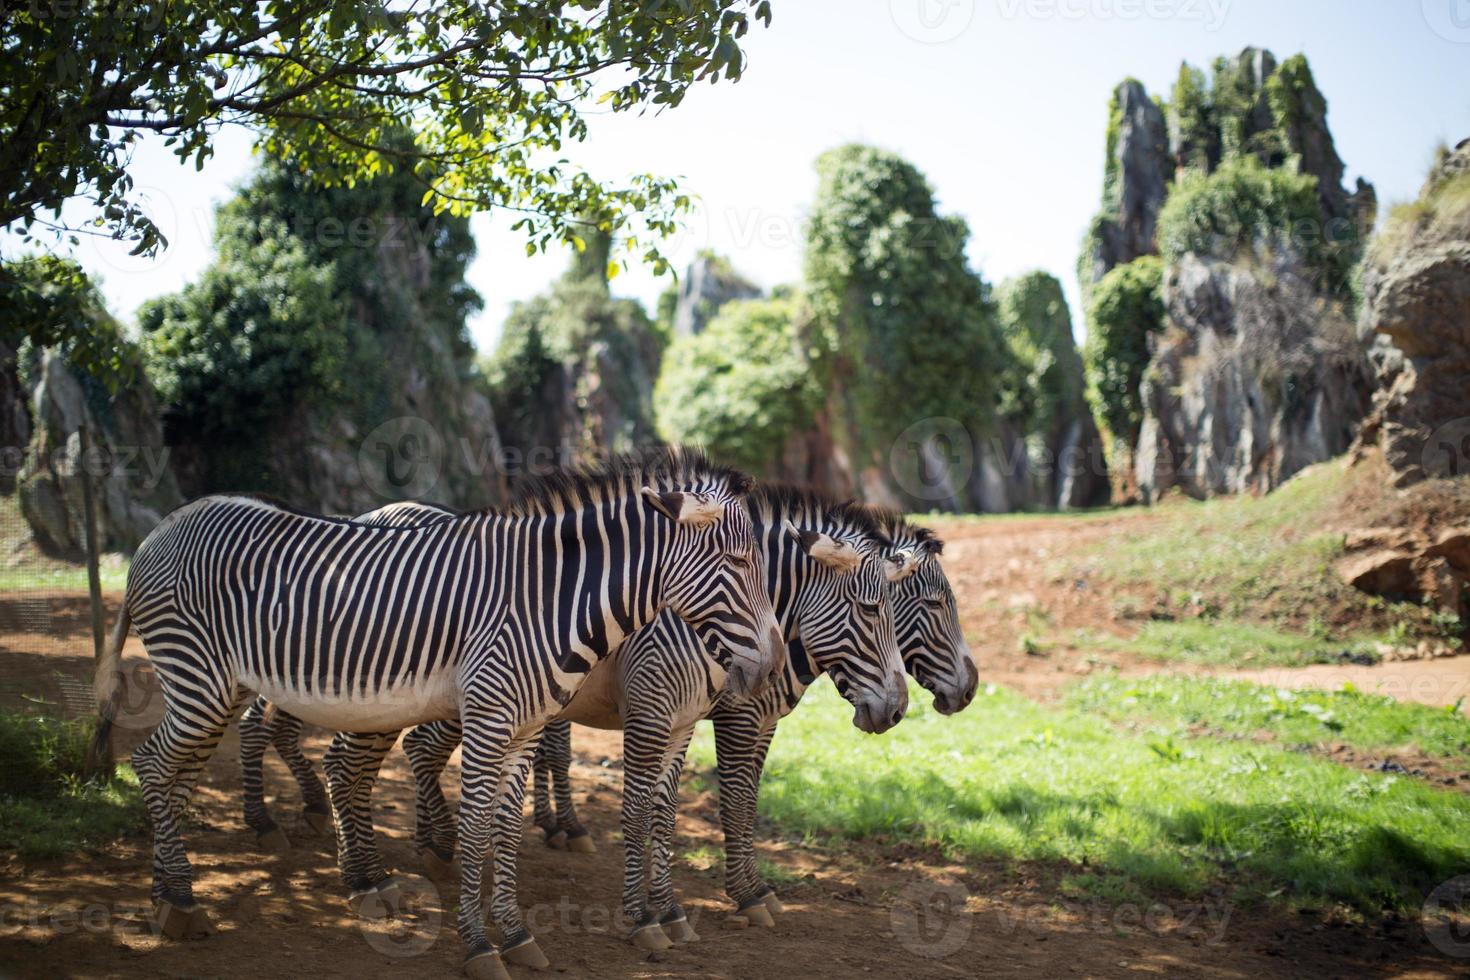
[
  {"xmin": 803, "ymin": 145, "xmax": 1008, "ymax": 457},
  {"xmin": 654, "ymin": 296, "xmax": 829, "ymax": 474},
  {"xmin": 995, "ymin": 272, "xmax": 1085, "ymax": 442},
  {"xmin": 140, "ymin": 150, "xmax": 481, "ymax": 449},
  {"xmin": 2, "ymin": 1, "xmax": 770, "ymax": 258},
  {"xmin": 1083, "ymin": 255, "xmax": 1164, "ymax": 446},
  {"xmin": 0, "ymin": 256, "xmax": 137, "ymax": 387}
]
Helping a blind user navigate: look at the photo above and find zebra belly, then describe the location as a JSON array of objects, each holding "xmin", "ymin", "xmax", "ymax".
[
  {"xmin": 557, "ymin": 658, "xmax": 624, "ymax": 730},
  {"xmin": 245, "ymin": 671, "xmax": 460, "ymax": 732}
]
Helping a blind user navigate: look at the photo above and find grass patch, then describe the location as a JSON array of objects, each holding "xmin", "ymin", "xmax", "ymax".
[
  {"xmin": 1087, "ymin": 460, "xmax": 1445, "ymax": 645},
  {"xmin": 1068, "ymin": 675, "xmax": 1470, "ymax": 766},
  {"xmin": 0, "ymin": 710, "xmax": 144, "ymax": 859},
  {"xmin": 690, "ymin": 678, "xmax": 1470, "ymax": 913},
  {"xmin": 1088, "ymin": 619, "xmax": 1382, "ymax": 668}
]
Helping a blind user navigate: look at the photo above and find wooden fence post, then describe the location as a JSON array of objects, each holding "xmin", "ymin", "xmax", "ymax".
[{"xmin": 78, "ymin": 423, "xmax": 111, "ymax": 777}]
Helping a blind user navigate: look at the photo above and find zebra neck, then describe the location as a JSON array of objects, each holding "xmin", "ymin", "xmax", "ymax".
[{"xmin": 498, "ymin": 496, "xmax": 662, "ymax": 672}]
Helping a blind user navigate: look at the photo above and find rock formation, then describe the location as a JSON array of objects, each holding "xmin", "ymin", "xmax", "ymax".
[
  {"xmin": 1136, "ymin": 252, "xmax": 1372, "ymax": 500},
  {"xmin": 2, "ymin": 344, "xmax": 182, "ymax": 556},
  {"xmin": 1080, "ymin": 49, "xmax": 1378, "ymax": 502},
  {"xmin": 1356, "ymin": 139, "xmax": 1470, "ymax": 487},
  {"xmin": 669, "ymin": 251, "xmax": 761, "ymax": 338}
]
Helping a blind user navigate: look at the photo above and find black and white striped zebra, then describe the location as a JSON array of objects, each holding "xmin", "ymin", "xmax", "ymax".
[
  {"xmin": 397, "ymin": 488, "xmax": 912, "ymax": 947},
  {"xmin": 531, "ymin": 509, "xmax": 973, "ymax": 925},
  {"xmin": 90, "ymin": 449, "xmax": 785, "ymax": 979}
]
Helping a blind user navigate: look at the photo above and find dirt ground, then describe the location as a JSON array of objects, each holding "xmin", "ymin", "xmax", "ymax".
[{"xmin": 1, "ymin": 513, "xmax": 1466, "ymax": 979}]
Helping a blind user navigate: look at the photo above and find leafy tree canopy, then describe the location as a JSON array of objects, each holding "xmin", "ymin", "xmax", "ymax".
[
  {"xmin": 995, "ymin": 271, "xmax": 1084, "ymax": 440},
  {"xmin": 140, "ymin": 149, "xmax": 481, "ymax": 443},
  {"xmin": 1083, "ymin": 255, "xmax": 1164, "ymax": 445},
  {"xmin": 654, "ymin": 296, "xmax": 829, "ymax": 474},
  {"xmin": 3, "ymin": 1, "xmax": 770, "ymax": 260},
  {"xmin": 803, "ymin": 144, "xmax": 1007, "ymax": 448}
]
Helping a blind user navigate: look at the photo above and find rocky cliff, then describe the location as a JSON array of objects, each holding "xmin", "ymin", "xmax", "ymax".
[
  {"xmin": 487, "ymin": 233, "xmax": 663, "ymax": 472},
  {"xmin": 1356, "ymin": 139, "xmax": 1470, "ymax": 487},
  {"xmin": 1080, "ymin": 48, "xmax": 1377, "ymax": 502}
]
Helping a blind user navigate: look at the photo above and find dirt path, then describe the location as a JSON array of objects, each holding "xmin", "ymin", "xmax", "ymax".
[{"xmin": 1, "ymin": 518, "xmax": 1466, "ymax": 978}]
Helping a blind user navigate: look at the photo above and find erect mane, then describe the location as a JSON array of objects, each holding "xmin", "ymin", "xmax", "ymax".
[
  {"xmin": 748, "ymin": 484, "xmax": 891, "ymax": 547},
  {"xmin": 866, "ymin": 506, "xmax": 944, "ymax": 555},
  {"xmin": 505, "ymin": 446, "xmax": 751, "ymax": 516}
]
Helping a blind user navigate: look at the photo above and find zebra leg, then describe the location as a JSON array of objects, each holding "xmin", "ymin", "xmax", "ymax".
[
  {"xmin": 323, "ymin": 730, "xmax": 400, "ymax": 917},
  {"xmin": 531, "ymin": 739, "xmax": 558, "ymax": 846},
  {"xmin": 238, "ymin": 695, "xmax": 289, "ymax": 850},
  {"xmin": 455, "ymin": 712, "xmax": 534, "ymax": 979},
  {"xmin": 650, "ymin": 726, "xmax": 698, "ymax": 943},
  {"xmin": 487, "ymin": 738, "xmax": 547, "ymax": 968},
  {"xmin": 620, "ymin": 711, "xmax": 674, "ymax": 951},
  {"xmin": 267, "ymin": 709, "xmax": 330, "ymax": 835},
  {"xmin": 712, "ymin": 707, "xmax": 780, "ymax": 926},
  {"xmin": 546, "ymin": 719, "xmax": 593, "ymax": 852},
  {"xmin": 402, "ymin": 719, "xmax": 462, "ymax": 871},
  {"xmin": 132, "ymin": 683, "xmax": 246, "ymax": 939}
]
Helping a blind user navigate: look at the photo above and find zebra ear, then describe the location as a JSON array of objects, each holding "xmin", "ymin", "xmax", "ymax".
[
  {"xmin": 885, "ymin": 549, "xmax": 920, "ymax": 583},
  {"xmin": 792, "ymin": 527, "xmax": 863, "ymax": 573},
  {"xmin": 642, "ymin": 487, "xmax": 724, "ymax": 526}
]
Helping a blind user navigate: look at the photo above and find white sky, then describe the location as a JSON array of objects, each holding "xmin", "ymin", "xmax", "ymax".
[{"xmin": 10, "ymin": 0, "xmax": 1470, "ymax": 351}]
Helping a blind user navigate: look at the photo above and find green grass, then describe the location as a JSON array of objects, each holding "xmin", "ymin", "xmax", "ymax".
[
  {"xmin": 1068, "ymin": 675, "xmax": 1470, "ymax": 766},
  {"xmin": 0, "ymin": 710, "xmax": 144, "ymax": 859},
  {"xmin": 690, "ymin": 678, "xmax": 1470, "ymax": 913},
  {"xmin": 1084, "ymin": 620, "xmax": 1383, "ymax": 668},
  {"xmin": 0, "ymin": 558, "xmax": 131, "ymax": 593}
]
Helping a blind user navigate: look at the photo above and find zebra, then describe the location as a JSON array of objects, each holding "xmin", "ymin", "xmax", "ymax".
[
  {"xmin": 89, "ymin": 449, "xmax": 786, "ymax": 980},
  {"xmin": 395, "ymin": 487, "xmax": 912, "ymax": 949},
  {"xmin": 237, "ymin": 501, "xmax": 458, "ymax": 853},
  {"xmin": 529, "ymin": 508, "xmax": 974, "ymax": 926}
]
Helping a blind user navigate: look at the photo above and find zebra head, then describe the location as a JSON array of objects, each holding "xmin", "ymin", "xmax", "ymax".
[
  {"xmin": 871, "ymin": 511, "xmax": 976, "ymax": 716},
  {"xmin": 638, "ymin": 457, "xmax": 786, "ymax": 701},
  {"xmin": 757, "ymin": 488, "xmax": 908, "ymax": 735}
]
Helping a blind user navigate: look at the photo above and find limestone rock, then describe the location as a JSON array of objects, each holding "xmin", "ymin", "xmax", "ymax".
[
  {"xmin": 671, "ymin": 253, "xmax": 761, "ymax": 338},
  {"xmin": 1358, "ymin": 140, "xmax": 1470, "ymax": 486},
  {"xmin": 1136, "ymin": 252, "xmax": 1373, "ymax": 501},
  {"xmin": 1334, "ymin": 549, "xmax": 1417, "ymax": 597},
  {"xmin": 1080, "ymin": 79, "xmax": 1172, "ymax": 289},
  {"xmin": 18, "ymin": 350, "xmax": 182, "ymax": 556}
]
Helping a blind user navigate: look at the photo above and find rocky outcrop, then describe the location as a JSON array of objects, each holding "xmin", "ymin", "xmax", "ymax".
[
  {"xmin": 1136, "ymin": 252, "xmax": 1373, "ymax": 500},
  {"xmin": 1356, "ymin": 139, "xmax": 1470, "ymax": 487},
  {"xmin": 1335, "ymin": 525, "xmax": 1470, "ymax": 619},
  {"xmin": 17, "ymin": 349, "xmax": 182, "ymax": 555},
  {"xmin": 670, "ymin": 252, "xmax": 761, "ymax": 337},
  {"xmin": 1080, "ymin": 80, "xmax": 1173, "ymax": 289},
  {"xmin": 488, "ymin": 239, "xmax": 663, "ymax": 473}
]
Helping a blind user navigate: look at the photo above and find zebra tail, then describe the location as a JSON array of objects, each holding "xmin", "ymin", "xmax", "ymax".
[{"xmin": 86, "ymin": 603, "xmax": 132, "ymax": 780}]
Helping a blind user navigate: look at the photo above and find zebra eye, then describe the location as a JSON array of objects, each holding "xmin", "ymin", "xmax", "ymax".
[
  {"xmin": 921, "ymin": 597, "xmax": 945, "ymax": 609},
  {"xmin": 858, "ymin": 602, "xmax": 881, "ymax": 618}
]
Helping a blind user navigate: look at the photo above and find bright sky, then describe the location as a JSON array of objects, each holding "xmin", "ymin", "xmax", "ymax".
[{"xmin": 16, "ymin": 0, "xmax": 1470, "ymax": 351}]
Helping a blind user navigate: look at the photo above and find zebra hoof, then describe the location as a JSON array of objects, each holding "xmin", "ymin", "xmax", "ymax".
[
  {"xmin": 347, "ymin": 881, "xmax": 400, "ymax": 920},
  {"xmin": 153, "ymin": 900, "xmax": 210, "ymax": 940},
  {"xmin": 564, "ymin": 831, "xmax": 596, "ymax": 854},
  {"xmin": 760, "ymin": 891, "xmax": 785, "ymax": 916},
  {"xmin": 463, "ymin": 949, "xmax": 511, "ymax": 980},
  {"xmin": 544, "ymin": 829, "xmax": 568, "ymax": 850},
  {"xmin": 736, "ymin": 899, "xmax": 775, "ymax": 928},
  {"xmin": 502, "ymin": 934, "xmax": 550, "ymax": 970},
  {"xmin": 629, "ymin": 922, "xmax": 674, "ymax": 951},
  {"xmin": 302, "ymin": 809, "xmax": 332, "ymax": 837},
  {"xmin": 661, "ymin": 914, "xmax": 700, "ymax": 944},
  {"xmin": 417, "ymin": 845, "xmax": 455, "ymax": 878},
  {"xmin": 256, "ymin": 826, "xmax": 291, "ymax": 852}
]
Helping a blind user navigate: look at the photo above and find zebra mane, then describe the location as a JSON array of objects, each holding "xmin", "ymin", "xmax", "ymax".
[
  {"xmin": 866, "ymin": 506, "xmax": 944, "ymax": 555},
  {"xmin": 748, "ymin": 484, "xmax": 891, "ymax": 547},
  {"xmin": 505, "ymin": 446, "xmax": 753, "ymax": 516}
]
